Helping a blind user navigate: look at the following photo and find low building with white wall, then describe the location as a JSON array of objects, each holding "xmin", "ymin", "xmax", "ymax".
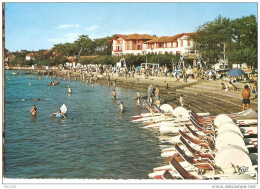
[
  {"xmin": 111, "ymin": 34, "xmax": 156, "ymax": 56},
  {"xmin": 111, "ymin": 33, "xmax": 195, "ymax": 56}
]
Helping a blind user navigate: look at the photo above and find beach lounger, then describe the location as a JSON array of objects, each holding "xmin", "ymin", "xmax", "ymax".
[{"xmin": 170, "ymin": 157, "xmax": 200, "ymax": 180}]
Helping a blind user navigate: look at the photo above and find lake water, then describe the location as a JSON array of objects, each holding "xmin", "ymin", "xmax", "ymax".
[{"xmin": 4, "ymin": 70, "xmax": 164, "ymax": 179}]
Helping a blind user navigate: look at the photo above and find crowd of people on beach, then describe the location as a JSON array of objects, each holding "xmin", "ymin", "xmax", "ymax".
[{"xmin": 27, "ymin": 62, "xmax": 257, "ymax": 119}]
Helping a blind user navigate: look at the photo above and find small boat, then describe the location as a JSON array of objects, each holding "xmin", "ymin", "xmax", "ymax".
[{"xmin": 12, "ymin": 72, "xmax": 17, "ymax": 75}]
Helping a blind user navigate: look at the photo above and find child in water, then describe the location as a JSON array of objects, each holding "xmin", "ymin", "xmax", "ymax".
[
  {"xmin": 55, "ymin": 109, "xmax": 63, "ymax": 118},
  {"xmin": 31, "ymin": 105, "xmax": 37, "ymax": 116},
  {"xmin": 112, "ymin": 89, "xmax": 116, "ymax": 99},
  {"xmin": 50, "ymin": 109, "xmax": 66, "ymax": 118},
  {"xmin": 118, "ymin": 102, "xmax": 125, "ymax": 112},
  {"xmin": 136, "ymin": 91, "xmax": 141, "ymax": 106}
]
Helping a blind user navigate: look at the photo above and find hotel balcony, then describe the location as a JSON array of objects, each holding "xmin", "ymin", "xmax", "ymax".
[{"xmin": 114, "ymin": 49, "xmax": 123, "ymax": 52}]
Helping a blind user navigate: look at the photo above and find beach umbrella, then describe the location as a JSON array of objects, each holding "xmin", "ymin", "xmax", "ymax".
[
  {"xmin": 227, "ymin": 69, "xmax": 245, "ymax": 77},
  {"xmin": 205, "ymin": 70, "xmax": 216, "ymax": 76},
  {"xmin": 135, "ymin": 66, "xmax": 141, "ymax": 70},
  {"xmin": 172, "ymin": 70, "xmax": 181, "ymax": 76}
]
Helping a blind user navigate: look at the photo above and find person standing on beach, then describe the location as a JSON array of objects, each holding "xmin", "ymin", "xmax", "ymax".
[
  {"xmin": 164, "ymin": 81, "xmax": 169, "ymax": 89},
  {"xmin": 154, "ymin": 85, "xmax": 160, "ymax": 100},
  {"xmin": 107, "ymin": 75, "xmax": 111, "ymax": 85},
  {"xmin": 180, "ymin": 94, "xmax": 184, "ymax": 106},
  {"xmin": 176, "ymin": 74, "xmax": 180, "ymax": 82},
  {"xmin": 147, "ymin": 85, "xmax": 153, "ymax": 103},
  {"xmin": 242, "ymin": 85, "xmax": 250, "ymax": 111},
  {"xmin": 155, "ymin": 97, "xmax": 160, "ymax": 107}
]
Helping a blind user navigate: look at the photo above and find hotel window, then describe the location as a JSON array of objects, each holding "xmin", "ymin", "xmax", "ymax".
[
  {"xmin": 180, "ymin": 40, "xmax": 183, "ymax": 47},
  {"xmin": 167, "ymin": 42, "xmax": 171, "ymax": 48},
  {"xmin": 127, "ymin": 44, "xmax": 132, "ymax": 50},
  {"xmin": 116, "ymin": 46, "xmax": 121, "ymax": 51},
  {"xmin": 187, "ymin": 40, "xmax": 191, "ymax": 46},
  {"xmin": 159, "ymin": 44, "xmax": 163, "ymax": 48},
  {"xmin": 137, "ymin": 45, "xmax": 142, "ymax": 50},
  {"xmin": 173, "ymin": 42, "xmax": 177, "ymax": 48}
]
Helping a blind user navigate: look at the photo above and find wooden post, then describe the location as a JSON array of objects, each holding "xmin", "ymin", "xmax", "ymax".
[{"xmin": 2, "ymin": 2, "xmax": 5, "ymax": 177}]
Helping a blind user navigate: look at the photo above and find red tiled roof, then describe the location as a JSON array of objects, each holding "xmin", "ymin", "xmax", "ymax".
[
  {"xmin": 112, "ymin": 34, "xmax": 156, "ymax": 41},
  {"xmin": 26, "ymin": 53, "xmax": 36, "ymax": 57},
  {"xmin": 168, "ymin": 32, "xmax": 195, "ymax": 41},
  {"xmin": 144, "ymin": 36, "xmax": 170, "ymax": 43},
  {"xmin": 43, "ymin": 50, "xmax": 51, "ymax": 55},
  {"xmin": 145, "ymin": 32, "xmax": 195, "ymax": 43}
]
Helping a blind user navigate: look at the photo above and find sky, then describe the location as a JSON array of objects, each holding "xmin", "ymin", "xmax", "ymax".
[{"xmin": 4, "ymin": 2, "xmax": 258, "ymax": 52}]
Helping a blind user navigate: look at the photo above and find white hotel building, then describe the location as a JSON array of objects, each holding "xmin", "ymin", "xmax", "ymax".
[{"xmin": 111, "ymin": 33, "xmax": 195, "ymax": 56}]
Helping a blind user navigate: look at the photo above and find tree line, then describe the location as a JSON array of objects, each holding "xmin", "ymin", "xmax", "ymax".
[
  {"xmin": 191, "ymin": 15, "xmax": 257, "ymax": 68},
  {"xmin": 6, "ymin": 15, "xmax": 257, "ymax": 69}
]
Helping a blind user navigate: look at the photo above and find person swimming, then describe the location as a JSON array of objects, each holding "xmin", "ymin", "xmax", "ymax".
[
  {"xmin": 50, "ymin": 109, "xmax": 66, "ymax": 118},
  {"xmin": 31, "ymin": 105, "xmax": 37, "ymax": 116},
  {"xmin": 68, "ymin": 87, "xmax": 72, "ymax": 93}
]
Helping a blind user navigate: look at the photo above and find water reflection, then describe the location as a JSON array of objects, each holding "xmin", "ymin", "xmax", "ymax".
[{"xmin": 30, "ymin": 115, "xmax": 37, "ymax": 122}]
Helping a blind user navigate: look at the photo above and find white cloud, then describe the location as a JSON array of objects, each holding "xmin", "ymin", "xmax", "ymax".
[
  {"xmin": 86, "ymin": 25, "xmax": 99, "ymax": 31},
  {"xmin": 56, "ymin": 24, "xmax": 80, "ymax": 29},
  {"xmin": 46, "ymin": 33, "xmax": 81, "ymax": 44}
]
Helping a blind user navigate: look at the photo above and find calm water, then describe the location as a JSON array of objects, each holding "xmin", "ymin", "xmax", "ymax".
[{"xmin": 4, "ymin": 70, "xmax": 164, "ymax": 179}]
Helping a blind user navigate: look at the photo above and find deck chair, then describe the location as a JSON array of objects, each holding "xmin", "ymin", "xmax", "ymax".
[
  {"xmin": 190, "ymin": 117, "xmax": 215, "ymax": 133},
  {"xmin": 185, "ymin": 124, "xmax": 215, "ymax": 142},
  {"xmin": 179, "ymin": 130, "xmax": 211, "ymax": 149},
  {"xmin": 190, "ymin": 114, "xmax": 213, "ymax": 128},
  {"xmin": 170, "ymin": 157, "xmax": 200, "ymax": 180},
  {"xmin": 191, "ymin": 110, "xmax": 212, "ymax": 121},
  {"xmin": 174, "ymin": 144, "xmax": 214, "ymax": 171},
  {"xmin": 180, "ymin": 136, "xmax": 215, "ymax": 160}
]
